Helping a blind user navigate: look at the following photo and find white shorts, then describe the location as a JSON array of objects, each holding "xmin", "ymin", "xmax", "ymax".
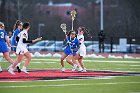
[
  {"xmin": 77, "ymin": 44, "xmax": 86, "ymax": 57},
  {"xmin": 16, "ymin": 47, "xmax": 28, "ymax": 55}
]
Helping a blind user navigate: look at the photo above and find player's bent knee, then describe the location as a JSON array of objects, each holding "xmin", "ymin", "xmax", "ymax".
[
  {"xmin": 66, "ymin": 58, "xmax": 70, "ymax": 63},
  {"xmin": 61, "ymin": 56, "xmax": 65, "ymax": 61}
]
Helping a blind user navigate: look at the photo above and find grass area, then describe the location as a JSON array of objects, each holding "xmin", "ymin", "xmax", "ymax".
[{"xmin": 0, "ymin": 57, "xmax": 140, "ymax": 93}]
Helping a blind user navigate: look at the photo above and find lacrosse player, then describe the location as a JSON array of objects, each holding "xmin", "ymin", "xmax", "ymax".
[
  {"xmin": 0, "ymin": 22, "xmax": 15, "ymax": 72},
  {"xmin": 8, "ymin": 22, "xmax": 42, "ymax": 74},
  {"xmin": 60, "ymin": 30, "xmax": 80, "ymax": 72}
]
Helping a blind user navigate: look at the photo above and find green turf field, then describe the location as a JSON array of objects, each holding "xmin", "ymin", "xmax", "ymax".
[{"xmin": 0, "ymin": 57, "xmax": 140, "ymax": 93}]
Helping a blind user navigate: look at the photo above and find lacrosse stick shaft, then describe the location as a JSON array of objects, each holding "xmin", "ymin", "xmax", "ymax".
[{"xmin": 71, "ymin": 20, "xmax": 74, "ymax": 30}]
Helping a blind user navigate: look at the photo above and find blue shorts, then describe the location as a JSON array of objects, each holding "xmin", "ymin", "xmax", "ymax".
[
  {"xmin": 0, "ymin": 42, "xmax": 8, "ymax": 53},
  {"xmin": 64, "ymin": 49, "xmax": 71, "ymax": 55},
  {"xmin": 64, "ymin": 49, "xmax": 77, "ymax": 56}
]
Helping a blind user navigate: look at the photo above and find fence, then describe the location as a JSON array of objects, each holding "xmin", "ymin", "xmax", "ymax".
[{"xmin": 28, "ymin": 37, "xmax": 140, "ymax": 53}]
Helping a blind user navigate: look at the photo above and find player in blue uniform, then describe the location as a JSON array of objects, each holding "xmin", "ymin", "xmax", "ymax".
[
  {"xmin": 11, "ymin": 20, "xmax": 23, "ymax": 51},
  {"xmin": 60, "ymin": 30, "xmax": 80, "ymax": 72},
  {"xmin": 0, "ymin": 22, "xmax": 15, "ymax": 72}
]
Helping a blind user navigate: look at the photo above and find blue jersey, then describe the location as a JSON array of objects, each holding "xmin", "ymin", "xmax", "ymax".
[
  {"xmin": 11, "ymin": 28, "xmax": 20, "ymax": 51},
  {"xmin": 11, "ymin": 28, "xmax": 20, "ymax": 46},
  {"xmin": 0, "ymin": 29, "xmax": 7, "ymax": 42},
  {"xmin": 64, "ymin": 36, "xmax": 80, "ymax": 55},
  {"xmin": 0, "ymin": 29, "xmax": 8, "ymax": 53}
]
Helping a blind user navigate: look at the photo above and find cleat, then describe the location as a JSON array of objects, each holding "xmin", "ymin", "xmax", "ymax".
[
  {"xmin": 21, "ymin": 68, "xmax": 29, "ymax": 74},
  {"xmin": 82, "ymin": 68, "xmax": 87, "ymax": 72},
  {"xmin": 78, "ymin": 67, "xmax": 83, "ymax": 72},
  {"xmin": 0, "ymin": 66, "xmax": 2, "ymax": 72},
  {"xmin": 8, "ymin": 68, "xmax": 15, "ymax": 75},
  {"xmin": 16, "ymin": 66, "xmax": 21, "ymax": 73},
  {"xmin": 61, "ymin": 67, "xmax": 65, "ymax": 72}
]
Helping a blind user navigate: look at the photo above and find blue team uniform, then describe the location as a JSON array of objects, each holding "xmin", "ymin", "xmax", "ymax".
[
  {"xmin": 0, "ymin": 29, "xmax": 8, "ymax": 53},
  {"xmin": 11, "ymin": 28, "xmax": 20, "ymax": 51},
  {"xmin": 64, "ymin": 36, "xmax": 80, "ymax": 55}
]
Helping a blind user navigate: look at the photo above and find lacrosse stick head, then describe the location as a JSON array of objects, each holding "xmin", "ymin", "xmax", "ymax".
[
  {"xmin": 60, "ymin": 23, "xmax": 67, "ymax": 34},
  {"xmin": 70, "ymin": 10, "xmax": 77, "ymax": 21}
]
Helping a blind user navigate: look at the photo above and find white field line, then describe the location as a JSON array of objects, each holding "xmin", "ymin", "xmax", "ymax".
[
  {"xmin": 1, "ymin": 59, "xmax": 140, "ymax": 63},
  {"xmin": 31, "ymin": 59, "xmax": 140, "ymax": 63},
  {"xmin": 98, "ymin": 82, "xmax": 140, "ymax": 85},
  {"xmin": 32, "ymin": 58, "xmax": 140, "ymax": 62},
  {"xmin": 31, "ymin": 62, "xmax": 56, "ymax": 64},
  {"xmin": 130, "ymin": 65, "xmax": 140, "ymax": 66},
  {"xmin": 0, "ymin": 82, "xmax": 140, "ymax": 88},
  {"xmin": 115, "ymin": 68, "xmax": 140, "ymax": 70},
  {"xmin": 129, "ymin": 68, "xmax": 140, "ymax": 69},
  {"xmin": 0, "ymin": 83, "xmax": 91, "ymax": 88}
]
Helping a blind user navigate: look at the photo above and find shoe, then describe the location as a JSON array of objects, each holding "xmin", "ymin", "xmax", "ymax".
[
  {"xmin": 16, "ymin": 66, "xmax": 21, "ymax": 73},
  {"xmin": 78, "ymin": 67, "xmax": 83, "ymax": 72},
  {"xmin": 0, "ymin": 66, "xmax": 2, "ymax": 72},
  {"xmin": 61, "ymin": 67, "xmax": 65, "ymax": 72},
  {"xmin": 72, "ymin": 64, "xmax": 77, "ymax": 71},
  {"xmin": 82, "ymin": 68, "xmax": 87, "ymax": 72},
  {"xmin": 21, "ymin": 68, "xmax": 29, "ymax": 74},
  {"xmin": 8, "ymin": 68, "xmax": 15, "ymax": 75}
]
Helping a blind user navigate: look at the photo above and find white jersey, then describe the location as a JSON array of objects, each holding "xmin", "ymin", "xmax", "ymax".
[
  {"xmin": 16, "ymin": 30, "xmax": 28, "ymax": 55},
  {"xmin": 77, "ymin": 34, "xmax": 86, "ymax": 57},
  {"xmin": 77, "ymin": 34, "xmax": 84, "ymax": 45}
]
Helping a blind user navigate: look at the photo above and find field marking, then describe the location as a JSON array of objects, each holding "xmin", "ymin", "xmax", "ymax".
[
  {"xmin": 0, "ymin": 82, "xmax": 140, "ymax": 88},
  {"xmin": 92, "ymin": 76, "xmax": 114, "ymax": 80},
  {"xmin": 99, "ymin": 82, "xmax": 140, "ymax": 85},
  {"xmin": 130, "ymin": 65, "xmax": 140, "ymax": 66},
  {"xmin": 31, "ymin": 62, "xmax": 56, "ymax": 64},
  {"xmin": 0, "ymin": 83, "xmax": 91, "ymax": 88},
  {"xmin": 1, "ymin": 58, "xmax": 140, "ymax": 63},
  {"xmin": 31, "ymin": 59, "xmax": 140, "ymax": 63},
  {"xmin": 115, "ymin": 68, "xmax": 140, "ymax": 70},
  {"xmin": 32, "ymin": 58, "xmax": 140, "ymax": 62}
]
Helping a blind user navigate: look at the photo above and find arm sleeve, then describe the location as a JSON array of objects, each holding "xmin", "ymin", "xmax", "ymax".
[
  {"xmin": 23, "ymin": 38, "xmax": 32, "ymax": 43},
  {"xmin": 79, "ymin": 38, "xmax": 84, "ymax": 44},
  {"xmin": 16, "ymin": 36, "xmax": 19, "ymax": 42}
]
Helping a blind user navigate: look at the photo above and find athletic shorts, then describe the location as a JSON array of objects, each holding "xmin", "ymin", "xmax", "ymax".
[
  {"xmin": 16, "ymin": 47, "xmax": 28, "ymax": 55},
  {"xmin": 0, "ymin": 42, "xmax": 8, "ymax": 53},
  {"xmin": 64, "ymin": 49, "xmax": 72, "ymax": 55},
  {"xmin": 64, "ymin": 49, "xmax": 77, "ymax": 56},
  {"xmin": 77, "ymin": 44, "xmax": 86, "ymax": 57}
]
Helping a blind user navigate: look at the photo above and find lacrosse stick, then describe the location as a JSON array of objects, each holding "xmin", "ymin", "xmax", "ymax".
[
  {"xmin": 60, "ymin": 23, "xmax": 67, "ymax": 35},
  {"xmin": 70, "ymin": 10, "xmax": 77, "ymax": 30}
]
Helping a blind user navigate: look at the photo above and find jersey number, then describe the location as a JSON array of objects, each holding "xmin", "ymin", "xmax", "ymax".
[{"xmin": 0, "ymin": 32, "xmax": 4, "ymax": 38}]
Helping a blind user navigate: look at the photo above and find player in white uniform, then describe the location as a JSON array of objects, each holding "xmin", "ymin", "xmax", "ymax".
[
  {"xmin": 72, "ymin": 27, "xmax": 86, "ymax": 72},
  {"xmin": 8, "ymin": 22, "xmax": 42, "ymax": 75}
]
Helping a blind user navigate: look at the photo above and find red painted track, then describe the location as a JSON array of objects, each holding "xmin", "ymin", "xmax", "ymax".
[{"xmin": 0, "ymin": 69, "xmax": 128, "ymax": 81}]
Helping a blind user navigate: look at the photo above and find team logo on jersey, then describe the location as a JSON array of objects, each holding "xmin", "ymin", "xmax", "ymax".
[
  {"xmin": 72, "ymin": 43, "xmax": 75, "ymax": 45},
  {"xmin": 22, "ymin": 51, "xmax": 24, "ymax": 53},
  {"xmin": 23, "ymin": 33, "xmax": 27, "ymax": 38}
]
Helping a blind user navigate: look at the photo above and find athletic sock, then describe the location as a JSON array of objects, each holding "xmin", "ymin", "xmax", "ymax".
[{"xmin": 22, "ymin": 66, "xmax": 26, "ymax": 70}]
